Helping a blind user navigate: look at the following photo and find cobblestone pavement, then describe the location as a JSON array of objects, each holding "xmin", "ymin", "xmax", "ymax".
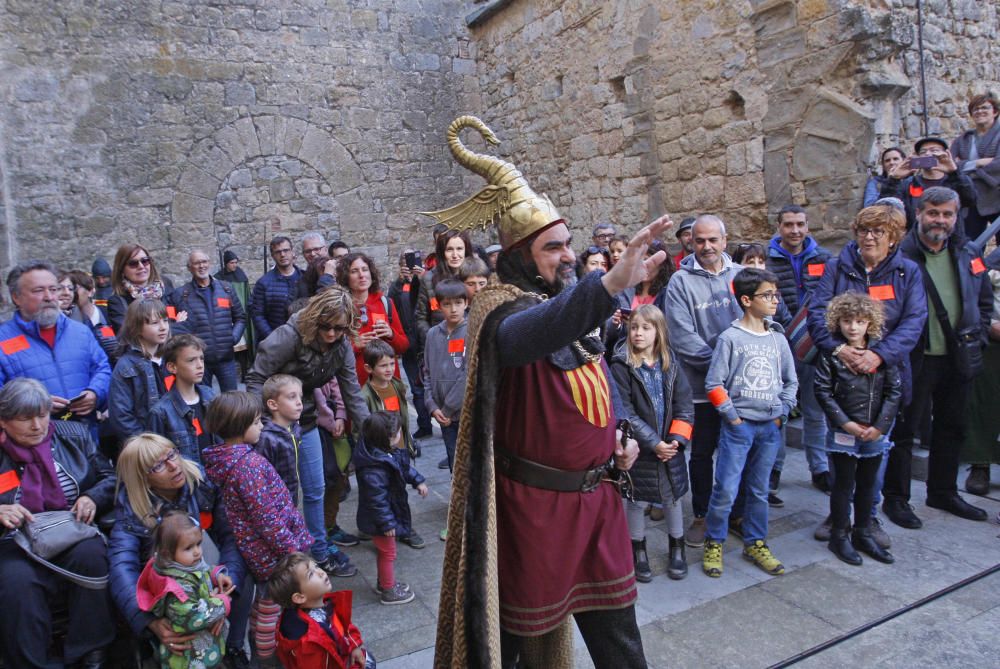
[{"xmin": 332, "ymin": 420, "xmax": 1000, "ymax": 668}]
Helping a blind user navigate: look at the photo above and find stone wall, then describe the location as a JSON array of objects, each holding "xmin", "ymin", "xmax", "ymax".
[
  {"xmin": 0, "ymin": 0, "xmax": 483, "ymax": 287},
  {"xmin": 469, "ymin": 0, "xmax": 1000, "ymax": 245}
]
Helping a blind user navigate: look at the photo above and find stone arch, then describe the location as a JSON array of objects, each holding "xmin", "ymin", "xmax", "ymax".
[{"xmin": 169, "ymin": 115, "xmax": 380, "ymax": 274}]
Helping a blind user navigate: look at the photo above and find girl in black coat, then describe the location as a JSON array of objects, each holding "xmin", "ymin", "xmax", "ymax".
[
  {"xmin": 814, "ymin": 293, "xmax": 901, "ymax": 567},
  {"xmin": 610, "ymin": 304, "xmax": 694, "ymax": 582}
]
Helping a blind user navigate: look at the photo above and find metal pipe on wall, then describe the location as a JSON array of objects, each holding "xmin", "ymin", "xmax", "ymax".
[{"xmin": 916, "ymin": 0, "xmax": 929, "ymax": 136}]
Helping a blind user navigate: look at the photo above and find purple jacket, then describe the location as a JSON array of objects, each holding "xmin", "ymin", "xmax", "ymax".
[{"xmin": 202, "ymin": 442, "xmax": 312, "ymax": 581}]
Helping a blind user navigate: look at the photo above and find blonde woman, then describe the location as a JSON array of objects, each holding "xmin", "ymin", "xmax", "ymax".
[
  {"xmin": 245, "ymin": 286, "xmax": 371, "ymax": 578},
  {"xmin": 109, "ymin": 433, "xmax": 250, "ymax": 665}
]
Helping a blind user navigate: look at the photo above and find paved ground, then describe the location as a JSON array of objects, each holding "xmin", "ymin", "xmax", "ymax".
[{"xmin": 330, "ymin": 420, "xmax": 1000, "ymax": 668}]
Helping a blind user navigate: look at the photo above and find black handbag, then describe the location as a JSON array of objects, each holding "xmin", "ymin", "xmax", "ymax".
[{"xmin": 12, "ymin": 510, "xmax": 108, "ymax": 590}]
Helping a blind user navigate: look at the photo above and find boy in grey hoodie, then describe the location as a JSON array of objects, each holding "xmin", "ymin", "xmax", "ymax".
[
  {"xmin": 702, "ymin": 268, "xmax": 798, "ymax": 579},
  {"xmin": 422, "ymin": 279, "xmax": 468, "ymax": 474}
]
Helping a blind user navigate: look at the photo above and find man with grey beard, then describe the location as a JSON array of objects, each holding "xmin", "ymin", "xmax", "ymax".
[
  {"xmin": 884, "ymin": 187, "xmax": 991, "ymax": 527},
  {"xmin": 0, "ymin": 261, "xmax": 111, "ymax": 429}
]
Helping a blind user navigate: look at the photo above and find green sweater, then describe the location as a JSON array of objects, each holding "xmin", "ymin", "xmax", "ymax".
[{"xmin": 923, "ymin": 248, "xmax": 961, "ymax": 356}]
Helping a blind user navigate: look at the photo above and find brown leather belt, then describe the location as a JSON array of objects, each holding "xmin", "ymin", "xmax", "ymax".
[{"xmin": 494, "ymin": 445, "xmax": 612, "ymax": 493}]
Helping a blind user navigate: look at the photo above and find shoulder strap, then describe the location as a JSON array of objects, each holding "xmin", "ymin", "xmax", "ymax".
[
  {"xmin": 12, "ymin": 530, "xmax": 109, "ymax": 590},
  {"xmin": 915, "ymin": 261, "xmax": 958, "ymax": 342},
  {"xmin": 381, "ymin": 294, "xmax": 393, "ymax": 327}
]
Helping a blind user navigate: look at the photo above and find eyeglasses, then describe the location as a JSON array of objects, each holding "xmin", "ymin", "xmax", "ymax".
[
  {"xmin": 752, "ymin": 292, "xmax": 781, "ymax": 302},
  {"xmin": 593, "ymin": 233, "xmax": 614, "ymax": 241},
  {"xmin": 855, "ymin": 226, "xmax": 887, "ymax": 239},
  {"xmin": 148, "ymin": 448, "xmax": 181, "ymax": 474},
  {"xmin": 127, "ymin": 257, "xmax": 152, "ymax": 269},
  {"xmin": 319, "ymin": 322, "xmax": 351, "ymax": 334},
  {"xmin": 303, "ymin": 246, "xmax": 324, "ymax": 256}
]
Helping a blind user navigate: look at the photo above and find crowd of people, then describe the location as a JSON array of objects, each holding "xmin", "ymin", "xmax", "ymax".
[{"xmin": 0, "ymin": 94, "xmax": 997, "ymax": 669}]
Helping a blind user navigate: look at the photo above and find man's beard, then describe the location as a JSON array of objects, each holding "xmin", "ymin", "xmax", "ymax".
[
  {"xmin": 497, "ymin": 250, "xmax": 576, "ymax": 296},
  {"xmin": 33, "ymin": 305, "xmax": 60, "ymax": 327},
  {"xmin": 920, "ymin": 223, "xmax": 951, "ymax": 244}
]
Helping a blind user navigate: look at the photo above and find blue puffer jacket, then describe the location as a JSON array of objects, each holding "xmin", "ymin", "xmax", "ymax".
[
  {"xmin": 250, "ymin": 267, "xmax": 302, "ymax": 340},
  {"xmin": 107, "ymin": 347, "xmax": 168, "ymax": 443},
  {"xmin": 807, "ymin": 242, "xmax": 927, "ymax": 405},
  {"xmin": 0, "ymin": 312, "xmax": 112, "ymax": 409},
  {"xmin": 354, "ymin": 437, "xmax": 425, "ymax": 538},
  {"xmin": 145, "ymin": 384, "xmax": 217, "ymax": 465},
  {"xmin": 108, "ymin": 482, "xmax": 246, "ymax": 636},
  {"xmin": 766, "ymin": 236, "xmax": 834, "ymax": 315},
  {"xmin": 168, "ymin": 279, "xmax": 246, "ymax": 363}
]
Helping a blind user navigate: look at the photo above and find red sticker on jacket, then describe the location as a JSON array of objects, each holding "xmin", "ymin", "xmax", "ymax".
[
  {"xmin": 448, "ymin": 338, "xmax": 466, "ymax": 354},
  {"xmin": 909, "ymin": 183, "xmax": 924, "ymax": 198},
  {"xmin": 868, "ymin": 285, "xmax": 896, "ymax": 301},
  {"xmin": 100, "ymin": 326, "xmax": 115, "ymax": 338},
  {"xmin": 199, "ymin": 511, "xmax": 213, "ymax": 530},
  {"xmin": 164, "ymin": 375, "xmax": 175, "ymax": 391},
  {"xmin": 165, "ymin": 306, "xmax": 177, "ymax": 319},
  {"xmin": 429, "ymin": 297, "xmax": 440, "ymax": 311},
  {"xmin": 971, "ymin": 257, "xmax": 986, "ymax": 275},
  {"xmin": 217, "ymin": 297, "xmax": 231, "ymax": 308},
  {"xmin": 807, "ymin": 263, "xmax": 825, "ymax": 277},
  {"xmin": 0, "ymin": 335, "xmax": 29, "ymax": 355},
  {"xmin": 383, "ymin": 396, "xmax": 400, "ymax": 411},
  {"xmin": 372, "ymin": 312, "xmax": 387, "ymax": 324},
  {"xmin": 402, "ymin": 283, "xmax": 411, "ymax": 293},
  {"xmin": 0, "ymin": 470, "xmax": 20, "ymax": 494},
  {"xmin": 192, "ymin": 417, "xmax": 203, "ymax": 436}
]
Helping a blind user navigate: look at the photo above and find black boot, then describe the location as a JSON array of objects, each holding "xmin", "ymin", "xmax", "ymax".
[
  {"xmin": 769, "ymin": 468, "xmax": 781, "ymax": 492},
  {"xmin": 632, "ymin": 538, "xmax": 652, "ymax": 583},
  {"xmin": 852, "ymin": 527, "xmax": 895, "ymax": 564},
  {"xmin": 667, "ymin": 535, "xmax": 688, "ymax": 580},
  {"xmin": 828, "ymin": 527, "xmax": 862, "ymax": 565}
]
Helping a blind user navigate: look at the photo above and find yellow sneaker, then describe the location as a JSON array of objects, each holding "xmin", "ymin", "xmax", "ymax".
[
  {"xmin": 702, "ymin": 540, "xmax": 723, "ymax": 578},
  {"xmin": 742, "ymin": 540, "xmax": 784, "ymax": 575}
]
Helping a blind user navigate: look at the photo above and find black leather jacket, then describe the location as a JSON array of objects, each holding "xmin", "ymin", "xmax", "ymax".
[
  {"xmin": 0, "ymin": 421, "xmax": 116, "ymax": 527},
  {"xmin": 813, "ymin": 348, "xmax": 902, "ymax": 435}
]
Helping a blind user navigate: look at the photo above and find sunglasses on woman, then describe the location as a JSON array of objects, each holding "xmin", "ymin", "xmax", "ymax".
[{"xmin": 127, "ymin": 257, "xmax": 152, "ymax": 269}]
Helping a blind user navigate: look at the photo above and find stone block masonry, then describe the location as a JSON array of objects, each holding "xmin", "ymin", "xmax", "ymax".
[
  {"xmin": 1, "ymin": 0, "xmax": 997, "ymax": 297},
  {"xmin": 0, "ymin": 0, "xmax": 483, "ymax": 288}
]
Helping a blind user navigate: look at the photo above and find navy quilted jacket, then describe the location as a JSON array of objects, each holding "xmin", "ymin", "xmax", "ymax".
[
  {"xmin": 250, "ymin": 267, "xmax": 302, "ymax": 340},
  {"xmin": 168, "ymin": 278, "xmax": 246, "ymax": 363},
  {"xmin": 354, "ymin": 437, "xmax": 425, "ymax": 538},
  {"xmin": 0, "ymin": 312, "xmax": 112, "ymax": 409},
  {"xmin": 766, "ymin": 236, "xmax": 833, "ymax": 315}
]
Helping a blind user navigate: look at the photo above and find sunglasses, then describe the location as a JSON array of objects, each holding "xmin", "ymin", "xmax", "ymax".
[
  {"xmin": 319, "ymin": 322, "xmax": 351, "ymax": 334},
  {"xmin": 127, "ymin": 257, "xmax": 152, "ymax": 269}
]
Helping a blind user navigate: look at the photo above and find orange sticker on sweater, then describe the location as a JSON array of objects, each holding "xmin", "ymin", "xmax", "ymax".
[
  {"xmin": 668, "ymin": 420, "xmax": 694, "ymax": 440},
  {"xmin": 868, "ymin": 285, "xmax": 895, "ymax": 301},
  {"xmin": 100, "ymin": 326, "xmax": 115, "ymax": 338},
  {"xmin": 164, "ymin": 375, "xmax": 175, "ymax": 391},
  {"xmin": 383, "ymin": 396, "xmax": 400, "ymax": 411},
  {"xmin": 402, "ymin": 283, "xmax": 411, "ymax": 293},
  {"xmin": 707, "ymin": 386, "xmax": 730, "ymax": 407},
  {"xmin": 217, "ymin": 297, "xmax": 231, "ymax": 308},
  {"xmin": 448, "ymin": 338, "xmax": 465, "ymax": 354},
  {"xmin": 0, "ymin": 335, "xmax": 29, "ymax": 355},
  {"xmin": 807, "ymin": 263, "xmax": 825, "ymax": 277},
  {"xmin": 165, "ymin": 306, "xmax": 177, "ymax": 319},
  {"xmin": 0, "ymin": 470, "xmax": 20, "ymax": 494},
  {"xmin": 429, "ymin": 297, "xmax": 440, "ymax": 311},
  {"xmin": 199, "ymin": 511, "xmax": 214, "ymax": 530},
  {"xmin": 192, "ymin": 417, "xmax": 203, "ymax": 436},
  {"xmin": 971, "ymin": 257, "xmax": 986, "ymax": 275}
]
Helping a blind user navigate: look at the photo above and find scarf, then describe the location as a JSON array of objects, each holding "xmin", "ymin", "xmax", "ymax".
[
  {"xmin": 123, "ymin": 279, "xmax": 165, "ymax": 302},
  {"xmin": 0, "ymin": 423, "xmax": 67, "ymax": 513}
]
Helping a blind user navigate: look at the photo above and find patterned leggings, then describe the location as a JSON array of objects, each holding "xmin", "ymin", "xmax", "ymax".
[{"xmin": 250, "ymin": 593, "xmax": 281, "ymax": 658}]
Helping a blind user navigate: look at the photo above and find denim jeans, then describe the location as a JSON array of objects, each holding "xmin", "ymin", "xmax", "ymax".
[
  {"xmin": 796, "ymin": 361, "xmax": 829, "ymax": 475},
  {"xmin": 298, "ymin": 427, "xmax": 329, "ymax": 562},
  {"xmin": 401, "ymin": 353, "xmax": 433, "ymax": 433},
  {"xmin": 204, "ymin": 358, "xmax": 240, "ymax": 392},
  {"xmin": 441, "ymin": 421, "xmax": 458, "ymax": 472},
  {"xmin": 705, "ymin": 418, "xmax": 782, "ymax": 544}
]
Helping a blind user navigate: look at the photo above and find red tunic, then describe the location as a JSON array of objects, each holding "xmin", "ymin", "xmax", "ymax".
[{"xmin": 494, "ymin": 357, "xmax": 636, "ymax": 636}]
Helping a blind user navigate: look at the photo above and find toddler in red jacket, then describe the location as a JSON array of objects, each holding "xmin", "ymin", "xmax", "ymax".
[{"xmin": 269, "ymin": 552, "xmax": 373, "ymax": 669}]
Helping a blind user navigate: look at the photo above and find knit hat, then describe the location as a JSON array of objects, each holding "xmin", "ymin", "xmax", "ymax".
[
  {"xmin": 91, "ymin": 257, "xmax": 111, "ymax": 277},
  {"xmin": 223, "ymin": 250, "xmax": 239, "ymax": 264},
  {"xmin": 421, "ymin": 115, "xmax": 563, "ymax": 251}
]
